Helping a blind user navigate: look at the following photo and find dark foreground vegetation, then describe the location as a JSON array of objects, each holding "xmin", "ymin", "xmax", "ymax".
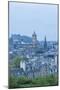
[{"xmin": 8, "ymin": 74, "xmax": 58, "ymax": 88}]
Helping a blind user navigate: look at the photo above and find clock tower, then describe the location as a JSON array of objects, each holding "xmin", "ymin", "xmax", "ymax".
[{"xmin": 32, "ymin": 32, "xmax": 37, "ymax": 47}]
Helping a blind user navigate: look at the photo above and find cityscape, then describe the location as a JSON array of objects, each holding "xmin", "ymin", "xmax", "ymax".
[
  {"xmin": 9, "ymin": 32, "xmax": 58, "ymax": 88},
  {"xmin": 9, "ymin": 32, "xmax": 58, "ymax": 76},
  {"xmin": 8, "ymin": 2, "xmax": 58, "ymax": 88}
]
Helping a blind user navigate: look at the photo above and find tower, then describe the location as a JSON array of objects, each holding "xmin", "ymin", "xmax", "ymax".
[
  {"xmin": 32, "ymin": 32, "xmax": 37, "ymax": 47},
  {"xmin": 44, "ymin": 36, "xmax": 47, "ymax": 50}
]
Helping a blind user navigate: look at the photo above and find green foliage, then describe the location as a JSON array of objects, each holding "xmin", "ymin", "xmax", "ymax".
[
  {"xmin": 46, "ymin": 74, "xmax": 58, "ymax": 86},
  {"xmin": 13, "ymin": 57, "xmax": 21, "ymax": 68},
  {"xmin": 10, "ymin": 56, "xmax": 28, "ymax": 68},
  {"xmin": 17, "ymin": 76, "xmax": 32, "ymax": 84},
  {"xmin": 9, "ymin": 74, "xmax": 58, "ymax": 89},
  {"xmin": 8, "ymin": 76, "xmax": 18, "ymax": 88},
  {"xmin": 32, "ymin": 76, "xmax": 49, "ymax": 86}
]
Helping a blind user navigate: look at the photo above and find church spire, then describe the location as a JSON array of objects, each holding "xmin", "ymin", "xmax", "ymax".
[{"xmin": 44, "ymin": 36, "xmax": 47, "ymax": 50}]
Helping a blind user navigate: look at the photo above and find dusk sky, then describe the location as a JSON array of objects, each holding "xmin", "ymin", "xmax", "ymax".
[{"xmin": 9, "ymin": 2, "xmax": 58, "ymax": 41}]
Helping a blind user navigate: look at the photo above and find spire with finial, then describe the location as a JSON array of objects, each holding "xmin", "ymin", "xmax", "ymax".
[{"xmin": 44, "ymin": 36, "xmax": 47, "ymax": 50}]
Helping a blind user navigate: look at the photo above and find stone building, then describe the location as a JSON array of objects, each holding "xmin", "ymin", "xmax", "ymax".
[{"xmin": 32, "ymin": 32, "xmax": 37, "ymax": 47}]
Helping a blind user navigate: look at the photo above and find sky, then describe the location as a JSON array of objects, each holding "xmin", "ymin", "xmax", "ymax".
[{"xmin": 9, "ymin": 2, "xmax": 58, "ymax": 41}]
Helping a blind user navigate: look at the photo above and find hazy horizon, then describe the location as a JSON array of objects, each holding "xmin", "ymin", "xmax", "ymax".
[{"xmin": 9, "ymin": 2, "xmax": 58, "ymax": 41}]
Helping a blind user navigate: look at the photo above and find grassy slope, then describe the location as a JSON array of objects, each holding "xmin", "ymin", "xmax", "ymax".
[{"xmin": 8, "ymin": 74, "xmax": 58, "ymax": 89}]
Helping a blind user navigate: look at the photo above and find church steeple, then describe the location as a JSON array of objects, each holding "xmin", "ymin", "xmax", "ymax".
[{"xmin": 44, "ymin": 36, "xmax": 47, "ymax": 50}]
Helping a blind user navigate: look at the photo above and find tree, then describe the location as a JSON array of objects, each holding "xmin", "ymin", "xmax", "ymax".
[
  {"xmin": 13, "ymin": 56, "xmax": 28, "ymax": 68},
  {"xmin": 13, "ymin": 56, "xmax": 22, "ymax": 68}
]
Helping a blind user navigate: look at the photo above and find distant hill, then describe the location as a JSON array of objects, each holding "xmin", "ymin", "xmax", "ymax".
[
  {"xmin": 9, "ymin": 35, "xmax": 32, "ymax": 44},
  {"xmin": 21, "ymin": 35, "xmax": 32, "ymax": 44}
]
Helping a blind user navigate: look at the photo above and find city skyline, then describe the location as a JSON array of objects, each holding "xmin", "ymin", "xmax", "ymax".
[{"xmin": 9, "ymin": 2, "xmax": 58, "ymax": 41}]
